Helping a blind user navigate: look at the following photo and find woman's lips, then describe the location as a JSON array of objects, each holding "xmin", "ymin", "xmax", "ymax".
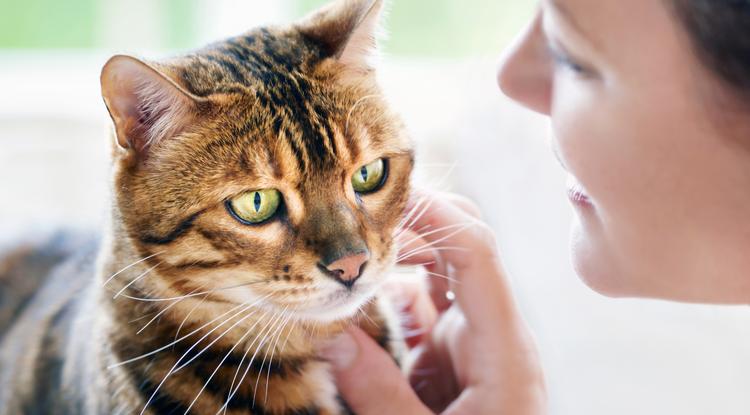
[{"xmin": 566, "ymin": 175, "xmax": 593, "ymax": 207}]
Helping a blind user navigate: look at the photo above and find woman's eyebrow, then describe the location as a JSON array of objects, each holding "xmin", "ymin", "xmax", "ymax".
[
  {"xmin": 545, "ymin": 0, "xmax": 603, "ymax": 52},
  {"xmin": 546, "ymin": 0, "xmax": 590, "ymax": 38}
]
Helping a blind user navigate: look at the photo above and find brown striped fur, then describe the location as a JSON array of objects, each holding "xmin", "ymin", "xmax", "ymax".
[{"xmin": 0, "ymin": 0, "xmax": 412, "ymax": 413}]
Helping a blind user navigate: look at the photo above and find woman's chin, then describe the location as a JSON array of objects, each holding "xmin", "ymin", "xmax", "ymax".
[{"xmin": 569, "ymin": 219, "xmax": 629, "ymax": 298}]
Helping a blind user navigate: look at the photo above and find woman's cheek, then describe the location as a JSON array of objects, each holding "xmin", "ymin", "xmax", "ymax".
[
  {"xmin": 552, "ymin": 74, "xmax": 705, "ymax": 297},
  {"xmin": 550, "ymin": 79, "xmax": 662, "ymax": 296},
  {"xmin": 550, "ymin": 78, "xmax": 620, "ymax": 207}
]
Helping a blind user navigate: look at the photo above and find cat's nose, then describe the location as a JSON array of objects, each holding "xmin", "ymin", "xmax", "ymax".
[{"xmin": 320, "ymin": 252, "xmax": 369, "ymax": 288}]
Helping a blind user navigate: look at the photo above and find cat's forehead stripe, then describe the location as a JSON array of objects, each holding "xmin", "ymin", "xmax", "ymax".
[{"xmin": 202, "ymin": 30, "xmax": 341, "ymax": 172}]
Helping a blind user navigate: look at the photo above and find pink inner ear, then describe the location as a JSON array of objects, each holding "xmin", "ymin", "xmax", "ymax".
[
  {"xmin": 337, "ymin": 0, "xmax": 384, "ymax": 70},
  {"xmin": 101, "ymin": 55, "xmax": 197, "ymax": 153},
  {"xmin": 134, "ymin": 77, "xmax": 192, "ymax": 149},
  {"xmin": 109, "ymin": 84, "xmax": 150, "ymax": 150},
  {"xmin": 298, "ymin": 0, "xmax": 384, "ymax": 71}
]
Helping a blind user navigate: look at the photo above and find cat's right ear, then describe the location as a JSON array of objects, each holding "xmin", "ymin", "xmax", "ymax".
[
  {"xmin": 100, "ymin": 55, "xmax": 202, "ymax": 153},
  {"xmin": 298, "ymin": 0, "xmax": 385, "ymax": 72}
]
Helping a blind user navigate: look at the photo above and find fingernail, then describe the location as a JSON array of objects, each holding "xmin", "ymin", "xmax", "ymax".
[{"xmin": 318, "ymin": 331, "xmax": 358, "ymax": 370}]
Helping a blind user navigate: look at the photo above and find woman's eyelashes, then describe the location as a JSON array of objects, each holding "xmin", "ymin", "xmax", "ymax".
[
  {"xmin": 550, "ymin": 46, "xmax": 584, "ymax": 73},
  {"xmin": 547, "ymin": 42, "xmax": 597, "ymax": 79}
]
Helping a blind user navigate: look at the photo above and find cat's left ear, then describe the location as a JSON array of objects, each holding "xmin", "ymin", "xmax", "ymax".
[{"xmin": 298, "ymin": 0, "xmax": 385, "ymax": 71}]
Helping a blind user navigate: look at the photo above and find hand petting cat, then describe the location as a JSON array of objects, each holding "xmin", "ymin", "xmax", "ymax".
[{"xmin": 319, "ymin": 190, "xmax": 548, "ymax": 414}]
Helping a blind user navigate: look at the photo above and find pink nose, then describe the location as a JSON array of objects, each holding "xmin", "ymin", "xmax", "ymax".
[{"xmin": 325, "ymin": 252, "xmax": 369, "ymax": 285}]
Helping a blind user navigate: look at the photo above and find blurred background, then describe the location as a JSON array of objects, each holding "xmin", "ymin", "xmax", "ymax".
[{"xmin": 2, "ymin": 0, "xmax": 750, "ymax": 413}]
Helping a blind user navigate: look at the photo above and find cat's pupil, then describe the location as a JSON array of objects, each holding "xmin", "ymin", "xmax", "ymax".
[
  {"xmin": 254, "ymin": 192, "xmax": 261, "ymax": 212},
  {"xmin": 361, "ymin": 167, "xmax": 368, "ymax": 182}
]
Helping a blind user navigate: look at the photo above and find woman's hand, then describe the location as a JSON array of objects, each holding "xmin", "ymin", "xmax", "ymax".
[{"xmin": 319, "ymin": 190, "xmax": 547, "ymax": 414}]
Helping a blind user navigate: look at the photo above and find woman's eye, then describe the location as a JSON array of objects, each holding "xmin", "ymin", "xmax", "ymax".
[
  {"xmin": 352, "ymin": 158, "xmax": 387, "ymax": 194},
  {"xmin": 226, "ymin": 189, "xmax": 282, "ymax": 225},
  {"xmin": 553, "ymin": 53, "xmax": 585, "ymax": 73},
  {"xmin": 547, "ymin": 45, "xmax": 591, "ymax": 76}
]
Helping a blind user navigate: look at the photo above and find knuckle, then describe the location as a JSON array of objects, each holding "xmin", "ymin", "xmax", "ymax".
[
  {"xmin": 457, "ymin": 196, "xmax": 482, "ymax": 217},
  {"xmin": 472, "ymin": 221, "xmax": 497, "ymax": 245},
  {"xmin": 444, "ymin": 192, "xmax": 483, "ymax": 218}
]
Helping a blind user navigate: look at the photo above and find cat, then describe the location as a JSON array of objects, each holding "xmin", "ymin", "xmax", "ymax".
[{"xmin": 0, "ymin": 0, "xmax": 415, "ymax": 413}]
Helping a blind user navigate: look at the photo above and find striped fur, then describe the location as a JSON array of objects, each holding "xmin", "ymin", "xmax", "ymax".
[{"xmin": 0, "ymin": 0, "xmax": 412, "ymax": 413}]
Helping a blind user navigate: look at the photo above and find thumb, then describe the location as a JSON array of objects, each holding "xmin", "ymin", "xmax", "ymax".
[{"xmin": 319, "ymin": 326, "xmax": 432, "ymax": 415}]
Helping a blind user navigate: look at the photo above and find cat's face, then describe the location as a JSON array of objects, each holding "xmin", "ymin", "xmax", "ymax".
[{"xmin": 101, "ymin": 0, "xmax": 413, "ymax": 322}]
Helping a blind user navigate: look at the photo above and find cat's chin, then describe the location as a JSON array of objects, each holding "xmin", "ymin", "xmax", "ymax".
[{"xmin": 294, "ymin": 284, "xmax": 380, "ymax": 324}]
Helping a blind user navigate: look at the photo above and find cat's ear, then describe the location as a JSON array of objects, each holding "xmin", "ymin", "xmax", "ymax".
[
  {"xmin": 298, "ymin": 0, "xmax": 385, "ymax": 71},
  {"xmin": 100, "ymin": 55, "xmax": 202, "ymax": 152}
]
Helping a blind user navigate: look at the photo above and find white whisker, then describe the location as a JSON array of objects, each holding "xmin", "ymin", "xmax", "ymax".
[
  {"xmin": 111, "ymin": 295, "xmax": 267, "ymax": 369},
  {"xmin": 184, "ymin": 308, "xmax": 278, "ymax": 414},
  {"xmin": 345, "ymin": 94, "xmax": 380, "ymax": 135},
  {"xmin": 394, "ymin": 196, "xmax": 430, "ymax": 236},
  {"xmin": 102, "ymin": 251, "xmax": 164, "ymax": 286},
  {"xmin": 424, "ymin": 270, "xmax": 459, "ymax": 284},
  {"xmin": 253, "ymin": 308, "xmax": 294, "ymax": 407},
  {"xmin": 139, "ymin": 296, "xmax": 270, "ymax": 415},
  {"xmin": 398, "ymin": 246, "xmax": 470, "ymax": 263},
  {"xmin": 119, "ymin": 280, "xmax": 267, "ymax": 302},
  {"xmin": 174, "ymin": 292, "xmax": 209, "ymax": 343},
  {"xmin": 174, "ymin": 304, "xmax": 268, "ymax": 373},
  {"xmin": 136, "ymin": 297, "xmax": 182, "ymax": 335},
  {"xmin": 397, "ymin": 222, "xmax": 472, "ymax": 252},
  {"xmin": 219, "ymin": 307, "xmax": 289, "ymax": 413},
  {"xmin": 263, "ymin": 310, "xmax": 296, "ymax": 405},
  {"xmin": 113, "ymin": 262, "xmax": 162, "ymax": 299}
]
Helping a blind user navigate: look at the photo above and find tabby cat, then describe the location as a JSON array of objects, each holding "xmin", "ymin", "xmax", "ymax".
[{"xmin": 0, "ymin": 0, "xmax": 415, "ymax": 413}]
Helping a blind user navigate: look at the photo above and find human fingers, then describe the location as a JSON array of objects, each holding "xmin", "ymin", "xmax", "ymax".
[
  {"xmin": 405, "ymin": 190, "xmax": 519, "ymax": 327},
  {"xmin": 395, "ymin": 229, "xmax": 438, "ymax": 266},
  {"xmin": 381, "ymin": 280, "xmax": 438, "ymax": 348},
  {"xmin": 319, "ymin": 327, "xmax": 432, "ymax": 415}
]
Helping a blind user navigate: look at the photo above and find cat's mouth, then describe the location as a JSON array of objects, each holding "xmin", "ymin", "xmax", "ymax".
[
  {"xmin": 325, "ymin": 286, "xmax": 365, "ymax": 305},
  {"xmin": 292, "ymin": 275, "xmax": 381, "ymax": 323}
]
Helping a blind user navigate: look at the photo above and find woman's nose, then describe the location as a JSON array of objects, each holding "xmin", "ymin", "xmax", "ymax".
[{"xmin": 497, "ymin": 11, "xmax": 552, "ymax": 115}]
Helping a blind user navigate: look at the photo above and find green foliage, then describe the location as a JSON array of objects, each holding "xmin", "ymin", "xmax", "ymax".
[
  {"xmin": 0, "ymin": 0, "xmax": 535, "ymax": 55},
  {"xmin": 164, "ymin": 0, "xmax": 199, "ymax": 49},
  {"xmin": 0, "ymin": 0, "xmax": 97, "ymax": 48}
]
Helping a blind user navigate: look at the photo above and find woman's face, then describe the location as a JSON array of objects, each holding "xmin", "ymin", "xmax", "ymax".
[{"xmin": 498, "ymin": 0, "xmax": 750, "ymax": 303}]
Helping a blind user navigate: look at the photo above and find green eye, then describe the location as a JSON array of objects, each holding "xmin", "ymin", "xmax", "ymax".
[
  {"xmin": 226, "ymin": 189, "xmax": 282, "ymax": 225},
  {"xmin": 352, "ymin": 158, "xmax": 387, "ymax": 194}
]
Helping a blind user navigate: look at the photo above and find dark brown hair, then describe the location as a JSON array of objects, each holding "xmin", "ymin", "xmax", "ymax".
[{"xmin": 672, "ymin": 0, "xmax": 750, "ymax": 100}]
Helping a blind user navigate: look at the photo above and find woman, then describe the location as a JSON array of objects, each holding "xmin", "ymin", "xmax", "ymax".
[{"xmin": 318, "ymin": 0, "xmax": 750, "ymax": 413}]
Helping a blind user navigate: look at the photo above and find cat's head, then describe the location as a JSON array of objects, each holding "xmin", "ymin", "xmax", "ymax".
[{"xmin": 100, "ymin": 0, "xmax": 413, "ymax": 322}]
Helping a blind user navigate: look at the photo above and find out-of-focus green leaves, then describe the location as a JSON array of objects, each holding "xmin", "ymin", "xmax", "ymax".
[
  {"xmin": 0, "ymin": 0, "xmax": 535, "ymax": 56},
  {"xmin": 0, "ymin": 0, "xmax": 198, "ymax": 49},
  {"xmin": 0, "ymin": 0, "xmax": 97, "ymax": 48}
]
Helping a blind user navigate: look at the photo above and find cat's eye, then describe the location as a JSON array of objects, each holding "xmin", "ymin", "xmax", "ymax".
[
  {"xmin": 226, "ymin": 189, "xmax": 282, "ymax": 225},
  {"xmin": 352, "ymin": 158, "xmax": 387, "ymax": 194}
]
